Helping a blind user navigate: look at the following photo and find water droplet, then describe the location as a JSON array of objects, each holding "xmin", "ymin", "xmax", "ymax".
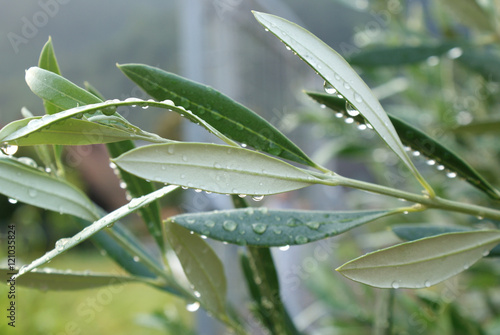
[
  {"xmin": 403, "ymin": 211, "xmax": 409, "ymax": 215},
  {"xmin": 223, "ymin": 220, "xmax": 237, "ymax": 232},
  {"xmin": 323, "ymin": 81, "xmax": 337, "ymax": 95},
  {"xmin": 343, "ymin": 82, "xmax": 351, "ymax": 89},
  {"xmin": 252, "ymin": 223, "xmax": 267, "ymax": 234},
  {"xmin": 238, "ymin": 194, "xmax": 246, "ymax": 198},
  {"xmin": 8, "ymin": 198, "xmax": 18, "ymax": 204},
  {"xmin": 345, "ymin": 117, "xmax": 354, "ymax": 124},
  {"xmin": 306, "ymin": 221, "xmax": 321, "ymax": 230},
  {"xmin": 437, "ymin": 165, "xmax": 445, "ymax": 171},
  {"xmin": 357, "ymin": 124, "xmax": 367, "ymax": 130},
  {"xmin": 426, "ymin": 56, "xmax": 440, "ymax": 66},
  {"xmin": 128, "ymin": 196, "xmax": 147, "ymax": 209},
  {"xmin": 335, "ymin": 112, "xmax": 344, "ymax": 118},
  {"xmin": 353, "ymin": 92, "xmax": 363, "ymax": 103},
  {"xmin": 28, "ymin": 188, "xmax": 38, "ymax": 197},
  {"xmin": 18, "ymin": 157, "xmax": 38, "ymax": 168},
  {"xmin": 205, "ymin": 220, "xmax": 215, "ymax": 228},
  {"xmin": 294, "ymin": 235, "xmax": 308, "ymax": 244},
  {"xmin": 133, "ymin": 256, "xmax": 140, "ymax": 262},
  {"xmin": 252, "ymin": 195, "xmax": 264, "ymax": 202},
  {"xmin": 463, "ymin": 263, "xmax": 470, "ymax": 270},
  {"xmin": 483, "ymin": 249, "xmax": 490, "ymax": 257},
  {"xmin": 194, "ymin": 189, "xmax": 202, "ymax": 193},
  {"xmin": 424, "ymin": 280, "xmax": 431, "ymax": 288},
  {"xmin": 212, "ymin": 111, "xmax": 222, "ymax": 120},
  {"xmin": 447, "ymin": 47, "xmax": 463, "ymax": 59},
  {"xmin": 45, "ymin": 167, "xmax": 52, "ymax": 173},
  {"xmin": 446, "ymin": 171, "xmax": 457, "ymax": 178},
  {"xmin": 119, "ymin": 181, "xmax": 127, "ymax": 189},
  {"xmin": 200, "ymin": 235, "xmax": 208, "ymax": 239},
  {"xmin": 182, "ymin": 155, "xmax": 188, "ymax": 162},
  {"xmin": 194, "ymin": 290, "xmax": 201, "ymax": 298},
  {"xmin": 412, "ymin": 151, "xmax": 421, "ymax": 157},
  {"xmin": 272, "ymin": 228, "xmax": 282, "ymax": 235},
  {"xmin": 1, "ymin": 143, "xmax": 18, "ymax": 156},
  {"xmin": 426, "ymin": 159, "xmax": 436, "ymax": 166},
  {"xmin": 55, "ymin": 238, "xmax": 70, "ymax": 251},
  {"xmin": 279, "ymin": 245, "xmax": 290, "ymax": 251},
  {"xmin": 345, "ymin": 102, "xmax": 360, "ymax": 116},
  {"xmin": 241, "ymin": 143, "xmax": 247, "ymax": 148},
  {"xmin": 186, "ymin": 301, "xmax": 200, "ymax": 312},
  {"xmin": 477, "ymin": 216, "xmax": 484, "ymax": 220},
  {"xmin": 141, "ymin": 105, "xmax": 149, "ymax": 109},
  {"xmin": 285, "ymin": 45, "xmax": 291, "ymax": 51},
  {"xmin": 391, "ymin": 281, "xmax": 400, "ymax": 289}
]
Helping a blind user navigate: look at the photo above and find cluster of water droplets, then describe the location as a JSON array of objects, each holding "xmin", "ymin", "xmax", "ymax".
[
  {"xmin": 323, "ymin": 82, "xmax": 373, "ymax": 131},
  {"xmin": 403, "ymin": 146, "xmax": 458, "ymax": 179}
]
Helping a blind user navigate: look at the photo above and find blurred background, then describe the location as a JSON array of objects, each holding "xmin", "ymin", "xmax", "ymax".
[{"xmin": 1, "ymin": 0, "xmax": 500, "ymax": 334}]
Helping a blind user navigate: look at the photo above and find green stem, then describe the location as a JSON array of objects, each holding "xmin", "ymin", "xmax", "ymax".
[{"xmin": 312, "ymin": 173, "xmax": 500, "ymax": 221}]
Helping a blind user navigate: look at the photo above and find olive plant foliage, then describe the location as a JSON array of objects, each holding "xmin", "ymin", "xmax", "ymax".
[{"xmin": 1, "ymin": 10, "xmax": 500, "ymax": 335}]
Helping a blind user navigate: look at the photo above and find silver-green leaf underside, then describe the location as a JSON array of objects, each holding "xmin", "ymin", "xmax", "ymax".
[
  {"xmin": 1, "ymin": 268, "xmax": 144, "ymax": 291},
  {"xmin": 113, "ymin": 143, "xmax": 318, "ymax": 195},
  {"xmin": 0, "ymin": 99, "xmax": 186, "ymax": 144},
  {"xmin": 168, "ymin": 208, "xmax": 395, "ymax": 246},
  {"xmin": 253, "ymin": 11, "xmax": 433, "ymax": 195},
  {"xmin": 0, "ymin": 157, "xmax": 98, "ymax": 221},
  {"xmin": 165, "ymin": 221, "xmax": 227, "ymax": 315},
  {"xmin": 337, "ymin": 230, "xmax": 500, "ymax": 288},
  {"xmin": 0, "ymin": 117, "xmax": 156, "ymax": 146}
]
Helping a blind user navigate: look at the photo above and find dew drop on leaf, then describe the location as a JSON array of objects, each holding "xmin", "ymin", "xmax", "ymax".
[
  {"xmin": 294, "ymin": 235, "xmax": 308, "ymax": 244},
  {"xmin": 223, "ymin": 220, "xmax": 238, "ymax": 232},
  {"xmin": 424, "ymin": 280, "xmax": 431, "ymax": 288},
  {"xmin": 426, "ymin": 159, "xmax": 436, "ymax": 166},
  {"xmin": 345, "ymin": 102, "xmax": 360, "ymax": 116},
  {"xmin": 28, "ymin": 188, "xmax": 38, "ymax": 198},
  {"xmin": 446, "ymin": 171, "xmax": 457, "ymax": 179},
  {"xmin": 252, "ymin": 223, "xmax": 267, "ymax": 234},
  {"xmin": 279, "ymin": 245, "xmax": 290, "ymax": 251},
  {"xmin": 323, "ymin": 81, "xmax": 337, "ymax": 95},
  {"xmin": 1, "ymin": 143, "xmax": 18, "ymax": 156},
  {"xmin": 186, "ymin": 302, "xmax": 200, "ymax": 312},
  {"xmin": 306, "ymin": 221, "xmax": 321, "ymax": 230},
  {"xmin": 391, "ymin": 281, "xmax": 400, "ymax": 289},
  {"xmin": 205, "ymin": 220, "xmax": 216, "ymax": 228},
  {"xmin": 335, "ymin": 112, "xmax": 343, "ymax": 118},
  {"xmin": 252, "ymin": 195, "xmax": 264, "ymax": 202},
  {"xmin": 8, "ymin": 198, "xmax": 18, "ymax": 204},
  {"xmin": 133, "ymin": 256, "xmax": 140, "ymax": 262}
]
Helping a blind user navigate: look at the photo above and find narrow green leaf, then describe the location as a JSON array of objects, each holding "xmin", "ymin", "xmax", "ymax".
[
  {"xmin": 253, "ymin": 11, "xmax": 433, "ymax": 195},
  {"xmin": 38, "ymin": 37, "xmax": 63, "ymax": 115},
  {"xmin": 452, "ymin": 118, "xmax": 500, "ymax": 135},
  {"xmin": 168, "ymin": 208, "xmax": 394, "ymax": 246},
  {"xmin": 0, "ymin": 117, "xmax": 150, "ymax": 146},
  {"xmin": 14, "ymin": 185, "xmax": 179, "ymax": 280},
  {"xmin": 457, "ymin": 47, "xmax": 500, "ymax": 82},
  {"xmin": 0, "ymin": 99, "xmax": 181, "ymax": 144},
  {"xmin": 113, "ymin": 143, "xmax": 317, "ymax": 196},
  {"xmin": 336, "ymin": 230, "xmax": 500, "ymax": 288},
  {"xmin": 347, "ymin": 44, "xmax": 456, "ymax": 67},
  {"xmin": 0, "ymin": 157, "xmax": 98, "ymax": 221},
  {"xmin": 391, "ymin": 224, "xmax": 500, "ymax": 257},
  {"xmin": 26, "ymin": 67, "xmax": 102, "ymax": 110},
  {"xmin": 118, "ymin": 63, "xmax": 318, "ymax": 168},
  {"xmin": 306, "ymin": 91, "xmax": 500, "ymax": 200},
  {"xmin": 164, "ymin": 221, "xmax": 227, "ymax": 315},
  {"xmin": 1, "ymin": 268, "xmax": 143, "ymax": 291}
]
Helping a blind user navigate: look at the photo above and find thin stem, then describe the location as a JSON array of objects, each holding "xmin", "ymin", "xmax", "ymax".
[{"xmin": 312, "ymin": 173, "xmax": 500, "ymax": 221}]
